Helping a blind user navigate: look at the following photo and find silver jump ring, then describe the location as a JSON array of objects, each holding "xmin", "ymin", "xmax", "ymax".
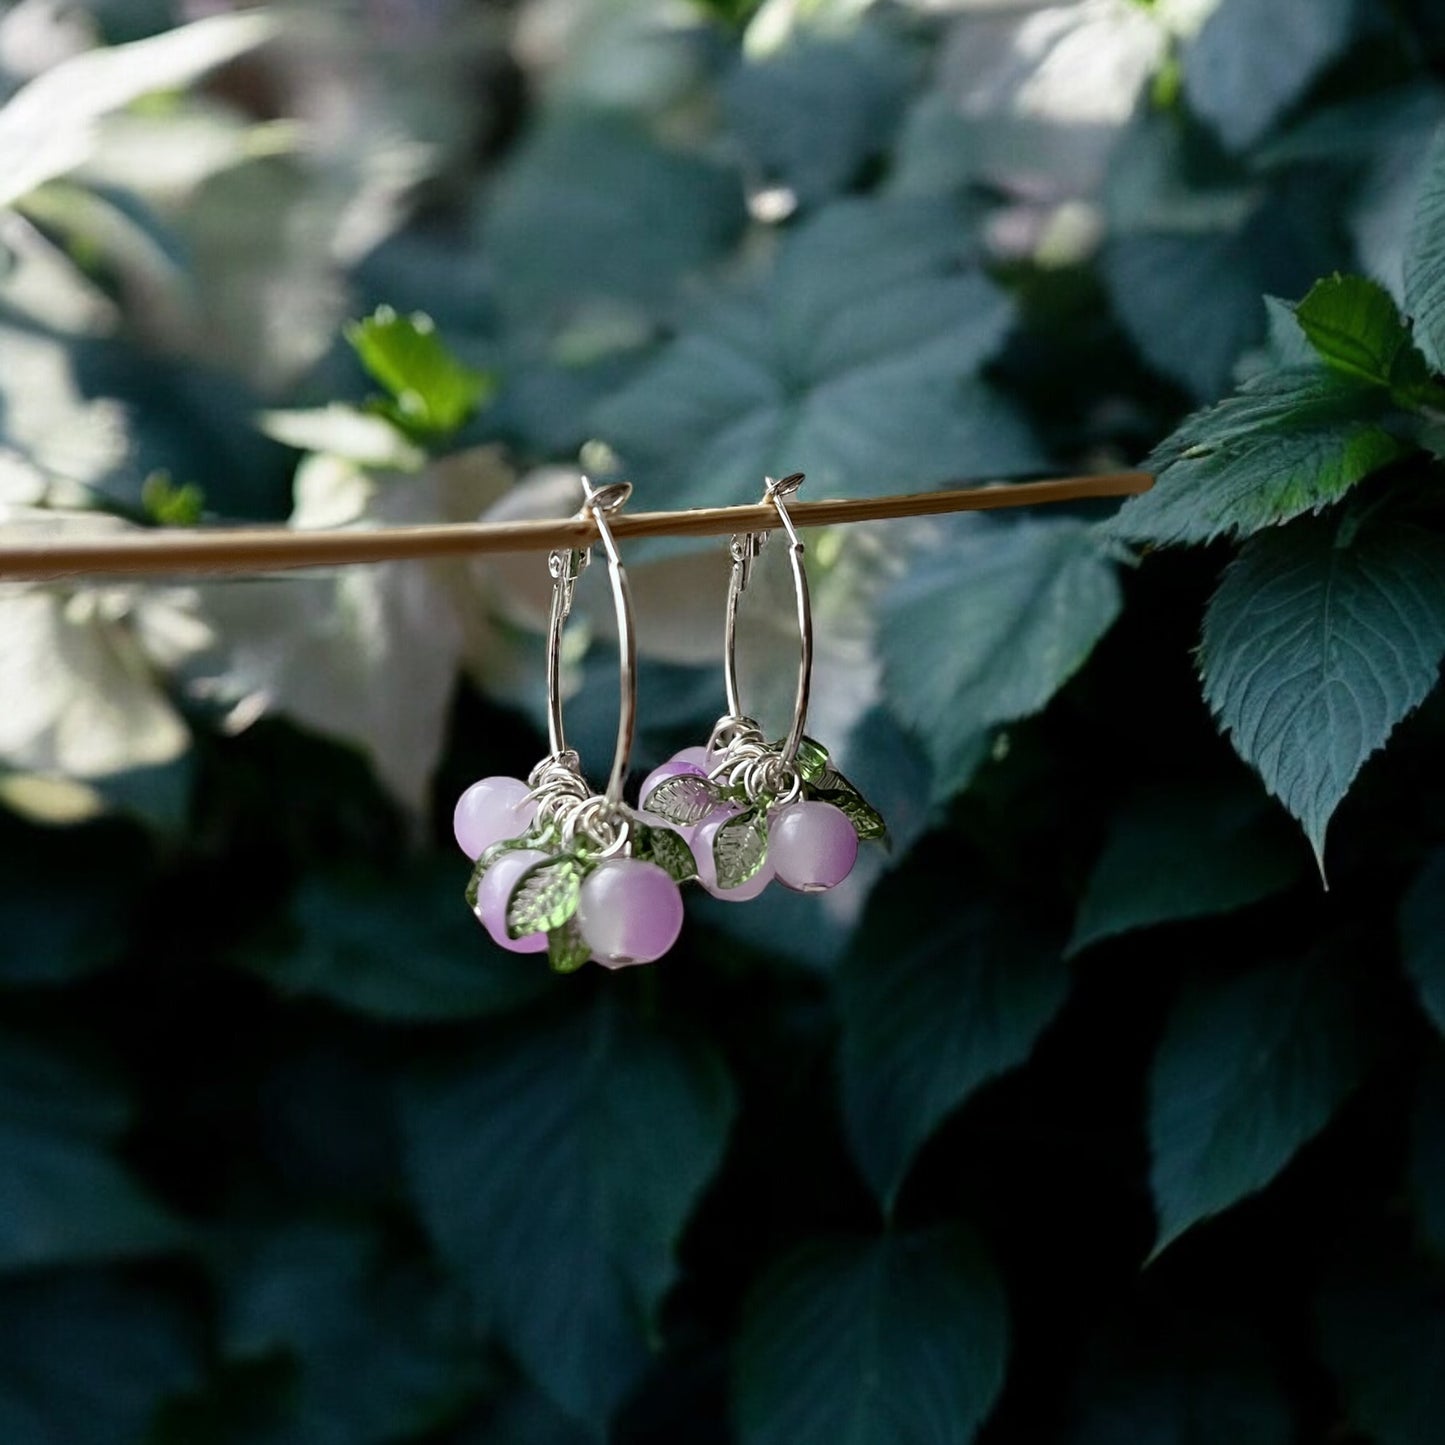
[
  {"xmin": 721, "ymin": 472, "xmax": 812, "ymax": 766},
  {"xmin": 542, "ymin": 476, "xmax": 637, "ymax": 809}
]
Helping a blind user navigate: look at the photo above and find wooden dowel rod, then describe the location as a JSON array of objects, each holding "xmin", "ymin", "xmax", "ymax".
[{"xmin": 0, "ymin": 470, "xmax": 1151, "ymax": 582}]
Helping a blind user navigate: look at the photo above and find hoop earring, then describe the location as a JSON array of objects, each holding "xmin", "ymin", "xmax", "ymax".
[
  {"xmin": 454, "ymin": 478, "xmax": 696, "ymax": 971},
  {"xmin": 639, "ymin": 474, "xmax": 885, "ymax": 898}
]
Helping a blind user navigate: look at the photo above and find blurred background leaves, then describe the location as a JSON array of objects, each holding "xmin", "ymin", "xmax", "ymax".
[{"xmin": 2, "ymin": 0, "xmax": 1445, "ymax": 1442}]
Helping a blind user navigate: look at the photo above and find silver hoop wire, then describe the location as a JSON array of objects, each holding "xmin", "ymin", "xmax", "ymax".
[
  {"xmin": 721, "ymin": 472, "xmax": 812, "ymax": 765},
  {"xmin": 542, "ymin": 476, "xmax": 637, "ymax": 808}
]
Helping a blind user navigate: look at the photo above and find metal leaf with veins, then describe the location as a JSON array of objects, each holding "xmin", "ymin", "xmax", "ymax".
[
  {"xmin": 645, "ymin": 773, "xmax": 720, "ymax": 827},
  {"xmin": 507, "ymin": 856, "xmax": 585, "ymax": 939},
  {"xmin": 713, "ymin": 810, "xmax": 769, "ymax": 891},
  {"xmin": 632, "ymin": 823, "xmax": 699, "ymax": 884},
  {"xmin": 547, "ymin": 917, "xmax": 591, "ymax": 975}
]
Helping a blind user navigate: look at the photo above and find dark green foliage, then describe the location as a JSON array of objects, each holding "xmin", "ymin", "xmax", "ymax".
[{"xmin": 10, "ymin": 2, "xmax": 1445, "ymax": 1442}]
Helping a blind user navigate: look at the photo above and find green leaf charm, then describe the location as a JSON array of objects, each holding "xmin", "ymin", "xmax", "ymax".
[
  {"xmin": 810, "ymin": 769, "xmax": 887, "ymax": 844},
  {"xmin": 793, "ymin": 737, "xmax": 830, "ymax": 785},
  {"xmin": 632, "ymin": 823, "xmax": 698, "ymax": 884},
  {"xmin": 547, "ymin": 918, "xmax": 591, "ymax": 975},
  {"xmin": 506, "ymin": 856, "xmax": 585, "ymax": 939},
  {"xmin": 645, "ymin": 773, "xmax": 720, "ymax": 827},
  {"xmin": 713, "ymin": 810, "xmax": 769, "ymax": 891},
  {"xmin": 465, "ymin": 835, "xmax": 532, "ymax": 912}
]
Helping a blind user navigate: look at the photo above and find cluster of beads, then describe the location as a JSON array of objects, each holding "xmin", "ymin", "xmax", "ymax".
[
  {"xmin": 456, "ymin": 729, "xmax": 883, "ymax": 974},
  {"xmin": 639, "ymin": 720, "xmax": 884, "ymax": 903},
  {"xmin": 455, "ymin": 754, "xmax": 689, "ymax": 972}
]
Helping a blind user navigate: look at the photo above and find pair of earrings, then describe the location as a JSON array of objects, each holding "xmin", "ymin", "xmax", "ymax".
[{"xmin": 452, "ymin": 474, "xmax": 885, "ymax": 972}]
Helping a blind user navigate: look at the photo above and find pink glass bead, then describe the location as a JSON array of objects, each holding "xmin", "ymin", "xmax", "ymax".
[
  {"xmin": 768, "ymin": 801, "xmax": 858, "ymax": 893},
  {"xmin": 575, "ymin": 858, "xmax": 683, "ymax": 967},
  {"xmin": 453, "ymin": 776, "xmax": 536, "ymax": 860},
  {"xmin": 474, "ymin": 848, "xmax": 549, "ymax": 954},
  {"xmin": 691, "ymin": 808, "xmax": 775, "ymax": 902}
]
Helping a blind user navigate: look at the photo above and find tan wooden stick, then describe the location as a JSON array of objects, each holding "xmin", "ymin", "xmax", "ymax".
[{"xmin": 0, "ymin": 470, "xmax": 1152, "ymax": 581}]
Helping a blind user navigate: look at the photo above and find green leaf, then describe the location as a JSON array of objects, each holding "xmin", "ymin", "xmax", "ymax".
[
  {"xmin": 1182, "ymin": 0, "xmax": 1357, "ymax": 153},
  {"xmin": 880, "ymin": 517, "xmax": 1122, "ymax": 802},
  {"xmin": 1199, "ymin": 519, "xmax": 1445, "ymax": 868},
  {"xmin": 838, "ymin": 861, "xmax": 1068, "ymax": 1209},
  {"xmin": 592, "ymin": 197, "xmax": 1043, "ymax": 513},
  {"xmin": 218, "ymin": 1219, "xmax": 488, "ymax": 1445},
  {"xmin": 1294, "ymin": 275, "xmax": 1430, "ymax": 393},
  {"xmin": 1108, "ymin": 368, "xmax": 1407, "ymax": 547},
  {"xmin": 735, "ymin": 1227, "xmax": 1008, "ymax": 1445},
  {"xmin": 644, "ymin": 772, "xmax": 720, "ymax": 826},
  {"xmin": 811, "ymin": 772, "xmax": 888, "ymax": 844},
  {"xmin": 631, "ymin": 822, "xmax": 699, "ymax": 884},
  {"xmin": 345, "ymin": 307, "xmax": 493, "ymax": 438},
  {"xmin": 547, "ymin": 918, "xmax": 591, "ymax": 975},
  {"xmin": 0, "ymin": 1033, "xmax": 186, "ymax": 1271},
  {"xmin": 0, "ymin": 12, "xmax": 277, "ymax": 210},
  {"xmin": 485, "ymin": 111, "xmax": 746, "ymax": 317},
  {"xmin": 399, "ymin": 1000, "xmax": 735, "ymax": 1424},
  {"xmin": 1149, "ymin": 957, "xmax": 1368, "ymax": 1255},
  {"xmin": 712, "ymin": 809, "xmax": 769, "ymax": 891},
  {"xmin": 506, "ymin": 855, "xmax": 585, "ymax": 939},
  {"xmin": 0, "ymin": 1273, "xmax": 198, "ymax": 1443},
  {"xmin": 793, "ymin": 736, "xmax": 830, "ymax": 785},
  {"xmin": 722, "ymin": 27, "xmax": 913, "ymax": 206},
  {"xmin": 141, "ymin": 472, "xmax": 205, "ymax": 526},
  {"xmin": 1317, "ymin": 1260, "xmax": 1445, "ymax": 1445},
  {"xmin": 1403, "ymin": 853, "xmax": 1445, "ymax": 1038},
  {"xmin": 247, "ymin": 861, "xmax": 551, "ymax": 1022},
  {"xmin": 1067, "ymin": 787, "xmax": 1302, "ymax": 957},
  {"xmin": 1405, "ymin": 122, "xmax": 1445, "ymax": 376}
]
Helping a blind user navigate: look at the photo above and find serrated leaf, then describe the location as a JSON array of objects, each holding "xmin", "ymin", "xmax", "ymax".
[
  {"xmin": 723, "ymin": 26, "xmax": 913, "ymax": 207},
  {"xmin": 713, "ymin": 809, "xmax": 769, "ymax": 891},
  {"xmin": 252, "ymin": 860, "xmax": 549, "ymax": 1022},
  {"xmin": 1149, "ymin": 957, "xmax": 1368, "ymax": 1255},
  {"xmin": 0, "ymin": 1033, "xmax": 187, "ymax": 1272},
  {"xmin": 1401, "ymin": 851, "xmax": 1445, "ymax": 1038},
  {"xmin": 735, "ymin": 1227, "xmax": 1008, "ymax": 1445},
  {"xmin": 839, "ymin": 861, "xmax": 1068, "ymax": 1209},
  {"xmin": 793, "ymin": 736, "xmax": 830, "ymax": 785},
  {"xmin": 881, "ymin": 517, "xmax": 1121, "ymax": 803},
  {"xmin": 1295, "ymin": 275, "xmax": 1429, "ymax": 393},
  {"xmin": 217, "ymin": 1220, "xmax": 487, "ymax": 1445},
  {"xmin": 1406, "ymin": 122, "xmax": 1445, "ymax": 376},
  {"xmin": 346, "ymin": 307, "xmax": 492, "ymax": 438},
  {"xmin": 631, "ymin": 823, "xmax": 698, "ymax": 884},
  {"xmin": 1108, "ymin": 367, "xmax": 1407, "ymax": 547},
  {"xmin": 1182, "ymin": 0, "xmax": 1357, "ymax": 153},
  {"xmin": 1067, "ymin": 787, "xmax": 1301, "ymax": 957},
  {"xmin": 399, "ymin": 1000, "xmax": 735, "ymax": 1423},
  {"xmin": 506, "ymin": 856, "xmax": 584, "ymax": 939},
  {"xmin": 1200, "ymin": 519, "xmax": 1445, "ymax": 868},
  {"xmin": 592, "ymin": 197, "xmax": 1044, "ymax": 513},
  {"xmin": 644, "ymin": 773, "xmax": 720, "ymax": 827},
  {"xmin": 810, "ymin": 777, "xmax": 888, "ymax": 844},
  {"xmin": 547, "ymin": 918, "xmax": 591, "ymax": 975},
  {"xmin": 0, "ymin": 1273, "xmax": 199, "ymax": 1444}
]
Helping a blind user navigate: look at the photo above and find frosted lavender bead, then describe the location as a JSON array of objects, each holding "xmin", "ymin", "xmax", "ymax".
[
  {"xmin": 768, "ymin": 801, "xmax": 858, "ymax": 893},
  {"xmin": 672, "ymin": 745, "xmax": 714, "ymax": 770},
  {"xmin": 575, "ymin": 858, "xmax": 683, "ymax": 967},
  {"xmin": 638, "ymin": 758, "xmax": 706, "ymax": 813},
  {"xmin": 474, "ymin": 848, "xmax": 549, "ymax": 954},
  {"xmin": 453, "ymin": 776, "xmax": 536, "ymax": 860},
  {"xmin": 691, "ymin": 808, "xmax": 775, "ymax": 902}
]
